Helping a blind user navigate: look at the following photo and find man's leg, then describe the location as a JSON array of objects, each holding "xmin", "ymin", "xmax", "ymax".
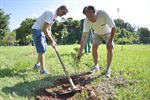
[
  {"xmin": 89, "ymin": 44, "xmax": 100, "ymax": 73},
  {"xmin": 32, "ymin": 29, "xmax": 49, "ymax": 74},
  {"xmin": 105, "ymin": 34, "xmax": 114, "ymax": 77},
  {"xmin": 92, "ymin": 44, "xmax": 99, "ymax": 65},
  {"xmin": 89, "ymin": 33, "xmax": 101, "ymax": 73},
  {"xmin": 106, "ymin": 47, "xmax": 113, "ymax": 77},
  {"xmin": 36, "ymin": 53, "xmax": 40, "ymax": 64},
  {"xmin": 107, "ymin": 48, "xmax": 113, "ymax": 68},
  {"xmin": 32, "ymin": 29, "xmax": 41, "ymax": 68},
  {"xmin": 38, "ymin": 52, "xmax": 45, "ymax": 70},
  {"xmin": 38, "ymin": 52, "xmax": 49, "ymax": 74}
]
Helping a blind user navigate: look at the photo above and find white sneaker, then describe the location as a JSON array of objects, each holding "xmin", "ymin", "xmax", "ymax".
[
  {"xmin": 34, "ymin": 64, "xmax": 40, "ymax": 69},
  {"xmin": 40, "ymin": 69, "xmax": 50, "ymax": 75},
  {"xmin": 106, "ymin": 67, "xmax": 111, "ymax": 78},
  {"xmin": 89, "ymin": 65, "xmax": 100, "ymax": 73}
]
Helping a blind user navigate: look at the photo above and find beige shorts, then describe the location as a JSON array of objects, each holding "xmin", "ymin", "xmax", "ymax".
[{"xmin": 92, "ymin": 33, "xmax": 114, "ymax": 45}]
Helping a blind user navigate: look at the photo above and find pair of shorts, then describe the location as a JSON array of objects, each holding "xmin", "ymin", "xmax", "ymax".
[
  {"xmin": 32, "ymin": 29, "xmax": 47, "ymax": 53},
  {"xmin": 92, "ymin": 33, "xmax": 114, "ymax": 46}
]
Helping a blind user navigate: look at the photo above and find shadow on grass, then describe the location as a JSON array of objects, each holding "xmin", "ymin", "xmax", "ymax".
[
  {"xmin": 2, "ymin": 71, "xmax": 105, "ymax": 99},
  {"xmin": 0, "ymin": 68, "xmax": 15, "ymax": 77},
  {"xmin": 0, "ymin": 68, "xmax": 29, "ymax": 78},
  {"xmin": 2, "ymin": 75, "xmax": 62, "ymax": 98}
]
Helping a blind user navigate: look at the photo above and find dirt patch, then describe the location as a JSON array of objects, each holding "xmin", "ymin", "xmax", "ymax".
[{"xmin": 34, "ymin": 72, "xmax": 128, "ymax": 100}]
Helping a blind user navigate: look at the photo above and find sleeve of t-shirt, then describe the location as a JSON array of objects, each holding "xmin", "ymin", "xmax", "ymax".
[
  {"xmin": 44, "ymin": 10, "xmax": 53, "ymax": 24},
  {"xmin": 104, "ymin": 12, "xmax": 115, "ymax": 28},
  {"xmin": 83, "ymin": 18, "xmax": 90, "ymax": 33}
]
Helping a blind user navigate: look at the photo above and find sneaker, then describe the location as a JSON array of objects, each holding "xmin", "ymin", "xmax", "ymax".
[
  {"xmin": 40, "ymin": 69, "xmax": 50, "ymax": 75},
  {"xmin": 89, "ymin": 65, "xmax": 100, "ymax": 73},
  {"xmin": 106, "ymin": 67, "xmax": 111, "ymax": 78},
  {"xmin": 34, "ymin": 64, "xmax": 40, "ymax": 69}
]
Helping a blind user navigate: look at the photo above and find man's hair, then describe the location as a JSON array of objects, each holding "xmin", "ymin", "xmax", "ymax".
[
  {"xmin": 58, "ymin": 5, "xmax": 69, "ymax": 12},
  {"xmin": 83, "ymin": 5, "xmax": 96, "ymax": 14}
]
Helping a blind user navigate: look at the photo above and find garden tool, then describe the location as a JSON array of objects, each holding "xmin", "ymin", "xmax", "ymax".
[{"xmin": 54, "ymin": 47, "xmax": 81, "ymax": 95}]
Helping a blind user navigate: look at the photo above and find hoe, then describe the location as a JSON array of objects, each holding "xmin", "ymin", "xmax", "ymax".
[{"xmin": 54, "ymin": 47, "xmax": 81, "ymax": 95}]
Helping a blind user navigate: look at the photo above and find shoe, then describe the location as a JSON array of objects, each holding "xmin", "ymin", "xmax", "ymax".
[
  {"xmin": 40, "ymin": 69, "xmax": 50, "ymax": 75},
  {"xmin": 106, "ymin": 67, "xmax": 111, "ymax": 78},
  {"xmin": 34, "ymin": 64, "xmax": 40, "ymax": 69},
  {"xmin": 89, "ymin": 65, "xmax": 100, "ymax": 73}
]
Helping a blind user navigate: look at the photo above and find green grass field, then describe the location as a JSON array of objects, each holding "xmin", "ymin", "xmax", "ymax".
[{"xmin": 0, "ymin": 44, "xmax": 149, "ymax": 100}]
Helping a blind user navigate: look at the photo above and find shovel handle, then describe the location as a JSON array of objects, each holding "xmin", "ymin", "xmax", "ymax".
[{"xmin": 54, "ymin": 47, "xmax": 77, "ymax": 90}]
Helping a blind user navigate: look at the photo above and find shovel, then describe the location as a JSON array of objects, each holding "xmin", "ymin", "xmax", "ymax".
[{"xmin": 54, "ymin": 47, "xmax": 81, "ymax": 94}]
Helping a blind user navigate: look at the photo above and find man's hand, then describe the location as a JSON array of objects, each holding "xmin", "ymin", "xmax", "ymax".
[
  {"xmin": 76, "ymin": 32, "xmax": 88, "ymax": 63},
  {"xmin": 77, "ymin": 52, "xmax": 82, "ymax": 63},
  {"xmin": 51, "ymin": 41, "xmax": 57, "ymax": 48},
  {"xmin": 107, "ymin": 41, "xmax": 113, "ymax": 50}
]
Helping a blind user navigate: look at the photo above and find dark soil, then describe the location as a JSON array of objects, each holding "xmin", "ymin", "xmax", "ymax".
[{"xmin": 34, "ymin": 72, "xmax": 128, "ymax": 100}]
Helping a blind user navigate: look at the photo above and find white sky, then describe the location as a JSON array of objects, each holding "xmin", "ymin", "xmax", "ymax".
[{"xmin": 1, "ymin": 0, "xmax": 150, "ymax": 31}]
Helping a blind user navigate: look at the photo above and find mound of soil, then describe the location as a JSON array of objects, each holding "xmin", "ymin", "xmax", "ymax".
[
  {"xmin": 35, "ymin": 72, "xmax": 100, "ymax": 100},
  {"xmin": 35, "ymin": 72, "xmax": 128, "ymax": 100}
]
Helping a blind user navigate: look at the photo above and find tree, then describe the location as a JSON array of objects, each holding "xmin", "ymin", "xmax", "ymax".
[
  {"xmin": 114, "ymin": 18, "xmax": 124, "ymax": 29},
  {"xmin": 2, "ymin": 31, "xmax": 17, "ymax": 46},
  {"xmin": 124, "ymin": 22, "xmax": 134, "ymax": 32},
  {"xmin": 51, "ymin": 17, "xmax": 82, "ymax": 44},
  {"xmin": 52, "ymin": 23, "xmax": 68, "ymax": 44},
  {"xmin": 138, "ymin": 27, "xmax": 150, "ymax": 43},
  {"xmin": 65, "ymin": 17, "xmax": 82, "ymax": 44},
  {"xmin": 51, "ymin": 20, "xmax": 67, "ymax": 44},
  {"xmin": 15, "ymin": 18, "xmax": 37, "ymax": 45},
  {"xmin": 0, "ymin": 8, "xmax": 10, "ymax": 45},
  {"xmin": 114, "ymin": 18, "xmax": 139, "ymax": 47},
  {"xmin": 114, "ymin": 19, "xmax": 135, "ymax": 32}
]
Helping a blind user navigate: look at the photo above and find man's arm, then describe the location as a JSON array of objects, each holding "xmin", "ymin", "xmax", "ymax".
[
  {"xmin": 108, "ymin": 26, "xmax": 116, "ymax": 43},
  {"xmin": 77, "ymin": 32, "xmax": 89, "ymax": 60},
  {"xmin": 42, "ymin": 22, "xmax": 56, "ymax": 47},
  {"xmin": 107, "ymin": 26, "xmax": 116, "ymax": 49}
]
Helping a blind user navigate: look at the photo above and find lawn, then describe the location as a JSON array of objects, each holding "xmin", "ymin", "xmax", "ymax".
[{"xmin": 0, "ymin": 44, "xmax": 149, "ymax": 100}]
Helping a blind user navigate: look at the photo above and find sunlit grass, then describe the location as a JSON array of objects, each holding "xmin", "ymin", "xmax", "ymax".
[{"xmin": 0, "ymin": 44, "xmax": 149, "ymax": 99}]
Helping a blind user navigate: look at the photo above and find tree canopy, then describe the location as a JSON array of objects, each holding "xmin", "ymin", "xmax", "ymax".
[
  {"xmin": 0, "ymin": 8, "xmax": 10, "ymax": 44},
  {"xmin": 0, "ymin": 9, "xmax": 150, "ymax": 46}
]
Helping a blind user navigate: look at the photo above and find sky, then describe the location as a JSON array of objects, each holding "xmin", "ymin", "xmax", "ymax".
[{"xmin": 0, "ymin": 0, "xmax": 150, "ymax": 31}]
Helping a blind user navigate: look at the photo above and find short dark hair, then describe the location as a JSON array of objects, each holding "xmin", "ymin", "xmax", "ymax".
[
  {"xmin": 83, "ymin": 5, "xmax": 96, "ymax": 14},
  {"xmin": 58, "ymin": 5, "xmax": 69, "ymax": 12}
]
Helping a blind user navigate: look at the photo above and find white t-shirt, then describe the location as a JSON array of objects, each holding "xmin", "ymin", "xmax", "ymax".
[
  {"xmin": 83, "ymin": 10, "xmax": 115, "ymax": 35},
  {"xmin": 32, "ymin": 10, "xmax": 58, "ymax": 30}
]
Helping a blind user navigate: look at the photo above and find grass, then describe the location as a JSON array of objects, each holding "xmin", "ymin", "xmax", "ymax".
[{"xmin": 0, "ymin": 44, "xmax": 150, "ymax": 100}]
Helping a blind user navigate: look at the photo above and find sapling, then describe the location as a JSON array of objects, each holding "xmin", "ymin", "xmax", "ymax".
[{"xmin": 70, "ymin": 47, "xmax": 84, "ymax": 74}]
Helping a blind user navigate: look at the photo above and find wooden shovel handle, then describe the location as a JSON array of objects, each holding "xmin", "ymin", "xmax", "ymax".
[{"xmin": 54, "ymin": 47, "xmax": 76, "ymax": 90}]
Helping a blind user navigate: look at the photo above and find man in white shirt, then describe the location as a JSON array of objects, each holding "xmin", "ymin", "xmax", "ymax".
[
  {"xmin": 32, "ymin": 5, "xmax": 68, "ymax": 75},
  {"xmin": 77, "ymin": 6, "xmax": 116, "ymax": 77}
]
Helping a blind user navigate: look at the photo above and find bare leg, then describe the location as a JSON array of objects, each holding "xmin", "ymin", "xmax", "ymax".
[
  {"xmin": 107, "ymin": 47, "xmax": 113, "ymax": 67},
  {"xmin": 36, "ymin": 53, "xmax": 40, "ymax": 64},
  {"xmin": 89, "ymin": 44, "xmax": 100, "ymax": 73},
  {"xmin": 106, "ymin": 46, "xmax": 113, "ymax": 77},
  {"xmin": 92, "ymin": 44, "xmax": 99, "ymax": 65},
  {"xmin": 38, "ymin": 53, "xmax": 45, "ymax": 70}
]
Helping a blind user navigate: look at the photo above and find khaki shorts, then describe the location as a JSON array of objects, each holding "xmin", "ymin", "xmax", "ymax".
[{"xmin": 92, "ymin": 33, "xmax": 114, "ymax": 46}]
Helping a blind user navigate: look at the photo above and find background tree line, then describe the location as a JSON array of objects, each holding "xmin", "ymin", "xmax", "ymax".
[{"xmin": 0, "ymin": 8, "xmax": 150, "ymax": 46}]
